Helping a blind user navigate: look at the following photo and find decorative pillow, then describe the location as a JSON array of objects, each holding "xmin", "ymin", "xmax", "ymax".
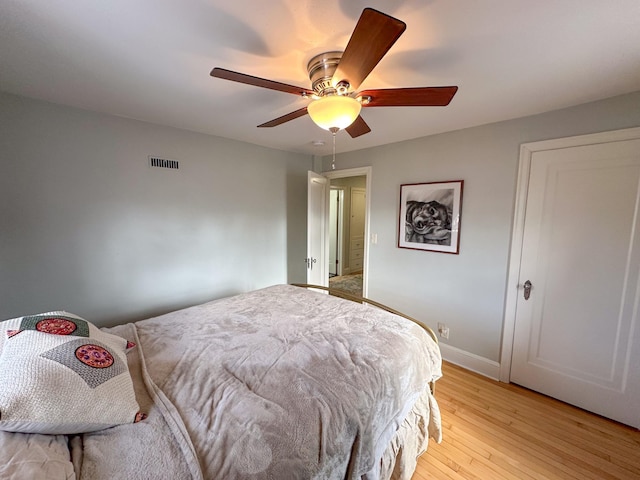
[{"xmin": 0, "ymin": 311, "xmax": 144, "ymax": 434}]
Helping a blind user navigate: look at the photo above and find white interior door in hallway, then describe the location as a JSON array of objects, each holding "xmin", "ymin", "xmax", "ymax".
[
  {"xmin": 349, "ymin": 187, "xmax": 366, "ymax": 274},
  {"xmin": 504, "ymin": 128, "xmax": 640, "ymax": 428}
]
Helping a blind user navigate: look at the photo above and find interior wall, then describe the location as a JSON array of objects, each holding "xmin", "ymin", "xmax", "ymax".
[
  {"xmin": 323, "ymin": 91, "xmax": 640, "ymax": 365},
  {"xmin": 0, "ymin": 92, "xmax": 310, "ymax": 326}
]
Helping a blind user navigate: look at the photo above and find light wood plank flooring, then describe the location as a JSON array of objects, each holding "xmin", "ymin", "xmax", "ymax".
[{"xmin": 414, "ymin": 362, "xmax": 640, "ymax": 480}]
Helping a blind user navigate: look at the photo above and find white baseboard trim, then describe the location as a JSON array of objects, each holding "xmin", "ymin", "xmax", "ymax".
[{"xmin": 439, "ymin": 343, "xmax": 501, "ymax": 381}]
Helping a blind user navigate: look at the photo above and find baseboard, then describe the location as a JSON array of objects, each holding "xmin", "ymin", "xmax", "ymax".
[{"xmin": 438, "ymin": 343, "xmax": 501, "ymax": 381}]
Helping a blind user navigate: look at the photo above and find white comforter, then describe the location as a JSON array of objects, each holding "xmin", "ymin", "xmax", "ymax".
[{"xmin": 2, "ymin": 285, "xmax": 443, "ymax": 479}]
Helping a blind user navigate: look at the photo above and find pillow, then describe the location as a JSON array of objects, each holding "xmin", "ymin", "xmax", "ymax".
[{"xmin": 0, "ymin": 311, "xmax": 144, "ymax": 434}]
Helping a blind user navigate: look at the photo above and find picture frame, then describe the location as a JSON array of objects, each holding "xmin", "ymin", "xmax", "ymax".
[{"xmin": 398, "ymin": 180, "xmax": 464, "ymax": 254}]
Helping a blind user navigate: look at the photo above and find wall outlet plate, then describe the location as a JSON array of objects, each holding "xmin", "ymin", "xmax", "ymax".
[{"xmin": 437, "ymin": 322, "xmax": 450, "ymax": 339}]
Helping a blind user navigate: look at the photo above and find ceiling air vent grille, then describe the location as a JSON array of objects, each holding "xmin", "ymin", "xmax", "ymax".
[{"xmin": 149, "ymin": 156, "xmax": 179, "ymax": 170}]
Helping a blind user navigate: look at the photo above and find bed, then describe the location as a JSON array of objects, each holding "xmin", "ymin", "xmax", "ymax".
[{"xmin": 0, "ymin": 284, "xmax": 442, "ymax": 480}]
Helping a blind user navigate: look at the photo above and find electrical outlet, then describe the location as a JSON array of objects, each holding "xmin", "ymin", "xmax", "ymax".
[{"xmin": 437, "ymin": 322, "xmax": 450, "ymax": 339}]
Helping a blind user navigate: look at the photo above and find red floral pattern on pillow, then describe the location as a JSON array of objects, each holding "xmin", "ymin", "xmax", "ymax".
[
  {"xmin": 36, "ymin": 318, "xmax": 77, "ymax": 335},
  {"xmin": 75, "ymin": 344, "xmax": 114, "ymax": 368}
]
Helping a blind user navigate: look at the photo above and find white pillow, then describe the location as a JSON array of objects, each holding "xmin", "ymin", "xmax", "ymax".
[{"xmin": 0, "ymin": 311, "xmax": 143, "ymax": 434}]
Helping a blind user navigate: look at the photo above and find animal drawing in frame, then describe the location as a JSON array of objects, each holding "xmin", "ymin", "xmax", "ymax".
[{"xmin": 398, "ymin": 180, "xmax": 463, "ymax": 254}]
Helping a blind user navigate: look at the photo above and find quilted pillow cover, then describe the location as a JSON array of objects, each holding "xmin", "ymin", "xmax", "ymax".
[{"xmin": 0, "ymin": 311, "xmax": 143, "ymax": 434}]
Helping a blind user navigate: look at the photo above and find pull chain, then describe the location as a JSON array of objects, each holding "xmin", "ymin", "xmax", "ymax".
[
  {"xmin": 329, "ymin": 126, "xmax": 339, "ymax": 170},
  {"xmin": 331, "ymin": 132, "xmax": 336, "ymax": 170}
]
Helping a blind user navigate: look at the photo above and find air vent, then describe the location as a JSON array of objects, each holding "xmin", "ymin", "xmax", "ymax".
[{"xmin": 148, "ymin": 156, "xmax": 179, "ymax": 170}]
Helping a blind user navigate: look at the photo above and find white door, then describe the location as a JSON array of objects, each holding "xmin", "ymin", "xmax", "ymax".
[
  {"xmin": 349, "ymin": 188, "xmax": 366, "ymax": 273},
  {"xmin": 509, "ymin": 132, "xmax": 640, "ymax": 428},
  {"xmin": 307, "ymin": 171, "xmax": 329, "ymax": 286}
]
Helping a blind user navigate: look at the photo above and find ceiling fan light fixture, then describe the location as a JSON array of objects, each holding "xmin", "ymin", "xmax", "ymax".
[
  {"xmin": 211, "ymin": 9, "xmax": 458, "ymax": 138},
  {"xmin": 307, "ymin": 95, "xmax": 361, "ymax": 131}
]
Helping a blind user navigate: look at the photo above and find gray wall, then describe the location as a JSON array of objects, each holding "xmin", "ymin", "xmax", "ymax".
[
  {"xmin": 0, "ymin": 92, "xmax": 310, "ymax": 326},
  {"xmin": 324, "ymin": 91, "xmax": 640, "ymax": 363},
  {"xmin": 3, "ymin": 88, "xmax": 640, "ymax": 366}
]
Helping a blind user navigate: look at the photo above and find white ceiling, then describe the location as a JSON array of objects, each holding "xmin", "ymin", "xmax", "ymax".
[{"xmin": 1, "ymin": 0, "xmax": 639, "ymax": 156}]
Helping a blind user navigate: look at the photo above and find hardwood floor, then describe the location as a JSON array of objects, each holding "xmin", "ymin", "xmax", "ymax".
[{"xmin": 413, "ymin": 362, "xmax": 640, "ymax": 480}]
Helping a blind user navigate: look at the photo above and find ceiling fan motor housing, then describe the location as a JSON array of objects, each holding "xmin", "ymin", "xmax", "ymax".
[{"xmin": 307, "ymin": 51, "xmax": 348, "ymax": 96}]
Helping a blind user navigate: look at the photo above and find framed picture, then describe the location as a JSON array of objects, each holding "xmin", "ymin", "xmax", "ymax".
[{"xmin": 398, "ymin": 180, "xmax": 463, "ymax": 254}]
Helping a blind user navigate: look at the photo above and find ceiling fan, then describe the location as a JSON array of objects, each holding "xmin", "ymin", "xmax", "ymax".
[{"xmin": 210, "ymin": 8, "xmax": 458, "ymax": 138}]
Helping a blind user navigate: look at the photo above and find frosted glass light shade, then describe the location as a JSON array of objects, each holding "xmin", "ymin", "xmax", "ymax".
[{"xmin": 307, "ymin": 95, "xmax": 361, "ymax": 131}]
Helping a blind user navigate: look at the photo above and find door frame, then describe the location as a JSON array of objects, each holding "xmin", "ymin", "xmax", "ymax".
[
  {"xmin": 323, "ymin": 166, "xmax": 372, "ymax": 297},
  {"xmin": 500, "ymin": 126, "xmax": 640, "ymax": 382}
]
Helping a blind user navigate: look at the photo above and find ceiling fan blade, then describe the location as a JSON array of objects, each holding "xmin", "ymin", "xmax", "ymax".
[
  {"xmin": 346, "ymin": 115, "xmax": 371, "ymax": 138},
  {"xmin": 358, "ymin": 86, "xmax": 458, "ymax": 107},
  {"xmin": 332, "ymin": 8, "xmax": 406, "ymax": 91},
  {"xmin": 211, "ymin": 68, "xmax": 314, "ymax": 97},
  {"xmin": 257, "ymin": 107, "xmax": 309, "ymax": 128}
]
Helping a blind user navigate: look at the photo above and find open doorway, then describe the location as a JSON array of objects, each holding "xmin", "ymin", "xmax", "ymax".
[
  {"xmin": 329, "ymin": 187, "xmax": 344, "ymax": 278},
  {"xmin": 309, "ymin": 166, "xmax": 370, "ymax": 296},
  {"xmin": 326, "ymin": 175, "xmax": 367, "ymax": 297}
]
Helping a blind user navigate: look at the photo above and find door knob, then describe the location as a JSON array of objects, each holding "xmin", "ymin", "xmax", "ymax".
[{"xmin": 523, "ymin": 280, "xmax": 532, "ymax": 300}]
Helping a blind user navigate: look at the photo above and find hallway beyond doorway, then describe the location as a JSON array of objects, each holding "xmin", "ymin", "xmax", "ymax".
[{"xmin": 328, "ymin": 273, "xmax": 363, "ymax": 297}]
